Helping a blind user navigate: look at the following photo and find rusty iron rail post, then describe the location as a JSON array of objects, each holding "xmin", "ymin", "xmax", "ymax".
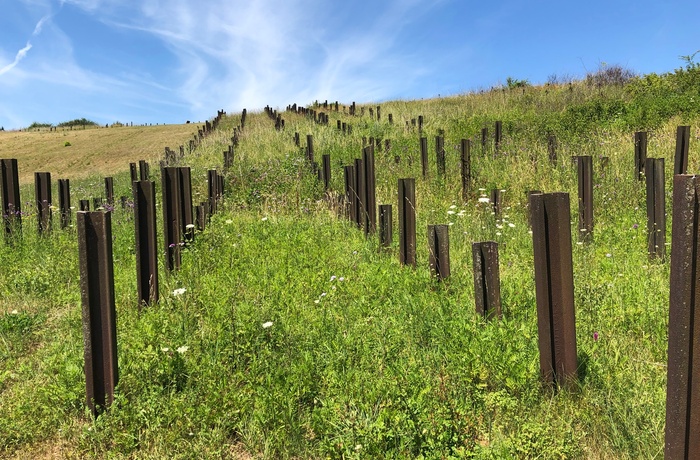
[
  {"xmin": 379, "ymin": 204, "xmax": 392, "ymax": 249},
  {"xmin": 133, "ymin": 180, "xmax": 159, "ymax": 306},
  {"xmin": 472, "ymin": 241, "xmax": 502, "ymax": 320},
  {"xmin": 161, "ymin": 167, "xmax": 182, "ymax": 271},
  {"xmin": 34, "ymin": 172, "xmax": 52, "ymax": 234},
  {"xmin": 645, "ymin": 158, "xmax": 666, "ymax": 260},
  {"xmin": 77, "ymin": 211, "xmax": 118, "ymax": 417},
  {"xmin": 490, "ymin": 189, "xmax": 502, "ymax": 218},
  {"xmin": 674, "ymin": 126, "xmax": 690, "ymax": 176},
  {"xmin": 481, "ymin": 128, "xmax": 488, "ymax": 154},
  {"xmin": 428, "ymin": 224, "xmax": 450, "ymax": 280},
  {"xmin": 1, "ymin": 159, "xmax": 21, "ymax": 239},
  {"xmin": 548, "ymin": 135, "xmax": 557, "ymax": 164},
  {"xmin": 461, "ymin": 139, "xmax": 471, "ymax": 201},
  {"xmin": 634, "ymin": 131, "xmax": 648, "ymax": 181},
  {"xmin": 58, "ymin": 179, "xmax": 71, "ymax": 229},
  {"xmin": 436, "ymin": 135, "xmax": 446, "ymax": 177},
  {"xmin": 207, "ymin": 170, "xmax": 218, "ymax": 216},
  {"xmin": 80, "ymin": 200, "xmax": 90, "ymax": 211},
  {"xmin": 665, "ymin": 174, "xmax": 700, "ymax": 458},
  {"xmin": 306, "ymin": 134, "xmax": 314, "ymax": 165},
  {"xmin": 363, "ymin": 146, "xmax": 376, "ymax": 235},
  {"xmin": 494, "ymin": 120, "xmax": 502, "ymax": 153},
  {"xmin": 577, "ymin": 155, "xmax": 594, "ymax": 242},
  {"xmin": 420, "ymin": 137, "xmax": 428, "ymax": 180},
  {"xmin": 139, "ymin": 160, "xmax": 149, "ymax": 181},
  {"xmin": 177, "ymin": 167, "xmax": 194, "ymax": 242},
  {"xmin": 398, "ymin": 178, "xmax": 417, "ymax": 267},
  {"xmin": 104, "ymin": 177, "xmax": 114, "ymax": 206},
  {"xmin": 322, "ymin": 154, "xmax": 331, "ymax": 191},
  {"xmin": 354, "ymin": 158, "xmax": 365, "ymax": 230},
  {"xmin": 129, "ymin": 163, "xmax": 138, "ymax": 182},
  {"xmin": 530, "ymin": 192, "xmax": 578, "ymax": 388},
  {"xmin": 344, "ymin": 165, "xmax": 355, "ymax": 222}
]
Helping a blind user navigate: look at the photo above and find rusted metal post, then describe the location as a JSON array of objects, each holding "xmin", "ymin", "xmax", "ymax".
[
  {"xmin": 195, "ymin": 204, "xmax": 206, "ymax": 231},
  {"xmin": 388, "ymin": 114, "xmax": 393, "ymax": 124},
  {"xmin": 665, "ymin": 174, "xmax": 700, "ymax": 459},
  {"xmin": 161, "ymin": 167, "xmax": 181, "ymax": 271},
  {"xmin": 1, "ymin": 159, "xmax": 21, "ymax": 238},
  {"xmin": 577, "ymin": 155, "xmax": 594, "ymax": 242},
  {"xmin": 472, "ymin": 241, "xmax": 502, "ymax": 320},
  {"xmin": 224, "ymin": 147, "xmax": 233, "ymax": 170},
  {"xmin": 526, "ymin": 190, "xmax": 542, "ymax": 227},
  {"xmin": 398, "ymin": 178, "xmax": 417, "ymax": 267},
  {"xmin": 481, "ymin": 128, "xmax": 488, "ymax": 153},
  {"xmin": 322, "ymin": 154, "xmax": 331, "ymax": 190},
  {"xmin": 428, "ymin": 224, "xmax": 450, "ymax": 280},
  {"xmin": 634, "ymin": 131, "xmax": 648, "ymax": 181},
  {"xmin": 139, "ymin": 160, "xmax": 149, "ymax": 181},
  {"xmin": 646, "ymin": 158, "xmax": 666, "ymax": 260},
  {"xmin": 207, "ymin": 170, "xmax": 218, "ymax": 215},
  {"xmin": 80, "ymin": 200, "xmax": 90, "ymax": 211},
  {"xmin": 674, "ymin": 126, "xmax": 690, "ymax": 176},
  {"xmin": 104, "ymin": 177, "xmax": 114, "ymax": 206},
  {"xmin": 129, "ymin": 163, "xmax": 138, "ymax": 182},
  {"xmin": 363, "ymin": 146, "xmax": 376, "ymax": 235},
  {"xmin": 34, "ymin": 172, "xmax": 52, "ymax": 234},
  {"xmin": 344, "ymin": 165, "xmax": 355, "ymax": 222},
  {"xmin": 461, "ymin": 139, "xmax": 471, "ymax": 201},
  {"xmin": 133, "ymin": 180, "xmax": 159, "ymax": 306},
  {"xmin": 418, "ymin": 115, "xmax": 424, "ymax": 133},
  {"xmin": 58, "ymin": 179, "xmax": 71, "ymax": 229},
  {"xmin": 494, "ymin": 120, "xmax": 502, "ymax": 153},
  {"xmin": 548, "ymin": 135, "xmax": 557, "ymax": 164},
  {"xmin": 379, "ymin": 204, "xmax": 392, "ymax": 249},
  {"xmin": 178, "ymin": 167, "xmax": 194, "ymax": 242},
  {"xmin": 354, "ymin": 158, "xmax": 365, "ymax": 230},
  {"xmin": 77, "ymin": 211, "xmax": 118, "ymax": 417},
  {"xmin": 436, "ymin": 135, "xmax": 446, "ymax": 177},
  {"xmin": 420, "ymin": 137, "xmax": 428, "ymax": 179},
  {"xmin": 530, "ymin": 192, "xmax": 578, "ymax": 388},
  {"xmin": 490, "ymin": 189, "xmax": 502, "ymax": 218},
  {"xmin": 306, "ymin": 134, "xmax": 314, "ymax": 164}
]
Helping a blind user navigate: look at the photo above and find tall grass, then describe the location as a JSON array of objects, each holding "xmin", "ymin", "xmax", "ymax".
[{"xmin": 0, "ymin": 74, "xmax": 697, "ymax": 458}]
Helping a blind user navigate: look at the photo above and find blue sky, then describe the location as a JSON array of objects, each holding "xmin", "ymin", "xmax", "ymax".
[{"xmin": 1, "ymin": 0, "xmax": 698, "ymax": 129}]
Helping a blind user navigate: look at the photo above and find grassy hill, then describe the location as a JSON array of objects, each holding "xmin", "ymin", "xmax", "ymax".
[
  {"xmin": 1, "ymin": 64, "xmax": 699, "ymax": 458},
  {"xmin": 0, "ymin": 124, "xmax": 198, "ymax": 183}
]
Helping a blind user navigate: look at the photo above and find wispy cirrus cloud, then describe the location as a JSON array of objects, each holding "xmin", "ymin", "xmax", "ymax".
[{"xmin": 1, "ymin": 0, "xmax": 447, "ymax": 128}]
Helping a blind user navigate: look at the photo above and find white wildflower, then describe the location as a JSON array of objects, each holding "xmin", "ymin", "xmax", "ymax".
[
  {"xmin": 447, "ymin": 210, "xmax": 455, "ymax": 215},
  {"xmin": 262, "ymin": 321, "xmax": 273, "ymax": 329},
  {"xmin": 261, "ymin": 217, "xmax": 268, "ymax": 221},
  {"xmin": 478, "ymin": 197, "xmax": 490, "ymax": 203},
  {"xmin": 161, "ymin": 347, "xmax": 170, "ymax": 352},
  {"xmin": 185, "ymin": 224, "xmax": 195, "ymax": 229},
  {"xmin": 176, "ymin": 345, "xmax": 189, "ymax": 354},
  {"xmin": 225, "ymin": 219, "xmax": 233, "ymax": 224},
  {"xmin": 508, "ymin": 223, "xmax": 515, "ymax": 228},
  {"xmin": 330, "ymin": 275, "xmax": 337, "ymax": 282},
  {"xmin": 172, "ymin": 288, "xmax": 187, "ymax": 296}
]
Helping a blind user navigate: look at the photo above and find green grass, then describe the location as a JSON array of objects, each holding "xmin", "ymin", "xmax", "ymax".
[{"xmin": 0, "ymin": 71, "xmax": 697, "ymax": 458}]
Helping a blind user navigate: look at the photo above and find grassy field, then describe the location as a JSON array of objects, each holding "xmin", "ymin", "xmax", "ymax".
[
  {"xmin": 0, "ymin": 68, "xmax": 699, "ymax": 458},
  {"xmin": 0, "ymin": 124, "xmax": 198, "ymax": 183}
]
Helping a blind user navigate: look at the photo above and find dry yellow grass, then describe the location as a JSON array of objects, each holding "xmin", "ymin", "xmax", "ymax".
[{"xmin": 0, "ymin": 124, "xmax": 199, "ymax": 183}]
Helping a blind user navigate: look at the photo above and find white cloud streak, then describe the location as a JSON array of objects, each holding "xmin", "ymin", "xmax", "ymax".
[
  {"xmin": 101, "ymin": 0, "xmax": 442, "ymax": 117},
  {"xmin": 0, "ymin": 43, "xmax": 33, "ymax": 76}
]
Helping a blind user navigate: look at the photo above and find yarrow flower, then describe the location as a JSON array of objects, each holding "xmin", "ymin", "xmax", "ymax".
[
  {"xmin": 262, "ymin": 321, "xmax": 273, "ymax": 329},
  {"xmin": 478, "ymin": 197, "xmax": 490, "ymax": 203},
  {"xmin": 176, "ymin": 345, "xmax": 189, "ymax": 354},
  {"xmin": 172, "ymin": 288, "xmax": 187, "ymax": 296}
]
